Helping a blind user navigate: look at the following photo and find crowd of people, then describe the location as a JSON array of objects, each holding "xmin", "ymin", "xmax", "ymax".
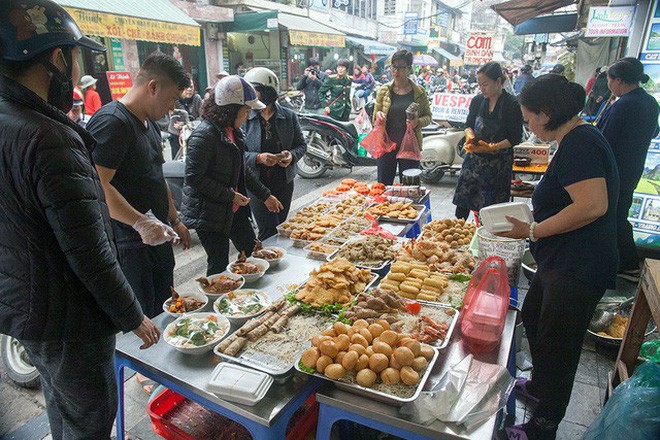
[{"xmin": 1, "ymin": 2, "xmax": 660, "ymax": 440}]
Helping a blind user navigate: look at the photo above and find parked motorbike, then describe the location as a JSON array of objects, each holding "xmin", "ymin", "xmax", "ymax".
[
  {"xmin": 277, "ymin": 91, "xmax": 305, "ymax": 112},
  {"xmin": 1, "ymin": 335, "xmax": 39, "ymax": 388},
  {"xmin": 419, "ymin": 128, "xmax": 466, "ymax": 183}
]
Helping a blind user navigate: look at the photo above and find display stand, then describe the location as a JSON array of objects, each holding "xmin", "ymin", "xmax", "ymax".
[{"xmin": 609, "ymin": 258, "xmax": 660, "ymax": 397}]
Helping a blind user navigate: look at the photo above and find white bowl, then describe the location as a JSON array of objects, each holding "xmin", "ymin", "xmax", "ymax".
[
  {"xmin": 252, "ymin": 246, "xmax": 287, "ymax": 268},
  {"xmin": 226, "ymin": 257, "xmax": 269, "ymax": 283},
  {"xmin": 163, "ymin": 312, "xmax": 230, "ymax": 355},
  {"xmin": 212, "ymin": 289, "xmax": 272, "ymax": 324},
  {"xmin": 196, "ymin": 272, "xmax": 246, "ymax": 298},
  {"xmin": 162, "ymin": 291, "xmax": 208, "ymax": 318}
]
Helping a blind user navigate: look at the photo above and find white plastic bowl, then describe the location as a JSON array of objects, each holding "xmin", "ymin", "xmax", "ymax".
[
  {"xmin": 163, "ymin": 312, "xmax": 230, "ymax": 355},
  {"xmin": 226, "ymin": 257, "xmax": 269, "ymax": 283},
  {"xmin": 253, "ymin": 246, "xmax": 287, "ymax": 268},
  {"xmin": 196, "ymin": 272, "xmax": 246, "ymax": 298},
  {"xmin": 212, "ymin": 289, "xmax": 271, "ymax": 324},
  {"xmin": 162, "ymin": 291, "xmax": 209, "ymax": 318}
]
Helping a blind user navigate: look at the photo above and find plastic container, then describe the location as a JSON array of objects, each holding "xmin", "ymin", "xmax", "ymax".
[
  {"xmin": 476, "ymin": 227, "xmax": 525, "ymax": 287},
  {"xmin": 460, "ymin": 257, "xmax": 510, "ymax": 353},
  {"xmin": 479, "ymin": 202, "xmax": 533, "ymax": 234},
  {"xmin": 148, "ymin": 389, "xmax": 318, "ymax": 440},
  {"xmin": 207, "ymin": 363, "xmax": 273, "ymax": 406}
]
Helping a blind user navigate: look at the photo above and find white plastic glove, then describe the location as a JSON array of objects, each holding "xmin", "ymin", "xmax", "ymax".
[{"xmin": 132, "ymin": 210, "xmax": 178, "ymax": 246}]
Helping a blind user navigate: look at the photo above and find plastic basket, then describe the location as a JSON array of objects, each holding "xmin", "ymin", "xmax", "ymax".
[
  {"xmin": 147, "ymin": 388, "xmax": 318, "ymax": 440},
  {"xmin": 476, "ymin": 227, "xmax": 525, "ymax": 287}
]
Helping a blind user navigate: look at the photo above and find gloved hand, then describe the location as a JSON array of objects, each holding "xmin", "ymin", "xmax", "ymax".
[
  {"xmin": 464, "ymin": 140, "xmax": 499, "ymax": 154},
  {"xmin": 133, "ymin": 213, "xmax": 178, "ymax": 246}
]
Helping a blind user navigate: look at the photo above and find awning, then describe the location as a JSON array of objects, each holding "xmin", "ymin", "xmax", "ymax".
[
  {"xmin": 491, "ymin": 0, "xmax": 576, "ymax": 26},
  {"xmin": 278, "ymin": 13, "xmax": 345, "ymax": 47},
  {"xmin": 514, "ymin": 14, "xmax": 578, "ymax": 35},
  {"xmin": 346, "ymin": 37, "xmax": 396, "ymax": 56},
  {"xmin": 55, "ymin": 0, "xmax": 200, "ymax": 46},
  {"xmin": 433, "ymin": 47, "xmax": 461, "ymax": 62},
  {"xmin": 226, "ymin": 11, "xmax": 345, "ymax": 48}
]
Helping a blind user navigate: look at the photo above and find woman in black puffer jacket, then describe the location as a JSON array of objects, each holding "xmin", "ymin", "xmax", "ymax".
[{"xmin": 180, "ymin": 76, "xmax": 283, "ymax": 275}]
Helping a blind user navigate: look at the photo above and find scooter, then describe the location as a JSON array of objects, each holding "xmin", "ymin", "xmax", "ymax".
[
  {"xmin": 419, "ymin": 127, "xmax": 466, "ymax": 183},
  {"xmin": 1, "ymin": 335, "xmax": 40, "ymax": 388}
]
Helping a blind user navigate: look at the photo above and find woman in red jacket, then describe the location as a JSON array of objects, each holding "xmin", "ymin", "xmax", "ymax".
[{"xmin": 80, "ymin": 74, "xmax": 102, "ymax": 116}]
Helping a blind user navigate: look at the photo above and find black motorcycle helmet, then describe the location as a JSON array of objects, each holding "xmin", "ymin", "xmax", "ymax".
[{"xmin": 0, "ymin": 0, "xmax": 105, "ymax": 62}]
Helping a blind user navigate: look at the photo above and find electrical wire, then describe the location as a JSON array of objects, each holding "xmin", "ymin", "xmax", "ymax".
[{"xmin": 378, "ymin": 0, "xmax": 478, "ymax": 29}]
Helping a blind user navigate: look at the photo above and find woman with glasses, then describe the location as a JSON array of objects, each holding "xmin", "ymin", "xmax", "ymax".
[
  {"xmin": 373, "ymin": 50, "xmax": 432, "ymax": 185},
  {"xmin": 453, "ymin": 62, "xmax": 523, "ymax": 220}
]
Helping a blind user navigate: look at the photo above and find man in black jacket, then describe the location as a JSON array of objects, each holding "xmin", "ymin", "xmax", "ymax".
[
  {"xmin": 0, "ymin": 1, "xmax": 160, "ymax": 438},
  {"xmin": 296, "ymin": 57, "xmax": 326, "ymax": 113}
]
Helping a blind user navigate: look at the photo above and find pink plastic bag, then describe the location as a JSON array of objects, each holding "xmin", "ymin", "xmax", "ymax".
[
  {"xmin": 360, "ymin": 118, "xmax": 395, "ymax": 159},
  {"xmin": 359, "ymin": 213, "xmax": 398, "ymax": 240},
  {"xmin": 396, "ymin": 121, "xmax": 422, "ymax": 161}
]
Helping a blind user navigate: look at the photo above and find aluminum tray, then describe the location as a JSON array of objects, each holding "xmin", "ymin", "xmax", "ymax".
[
  {"xmin": 374, "ymin": 204, "xmax": 426, "ymax": 224},
  {"xmin": 326, "ymin": 239, "xmax": 394, "ymax": 272},
  {"xmin": 303, "ymin": 242, "xmax": 339, "ymax": 261},
  {"xmin": 291, "ymin": 271, "xmax": 380, "ymax": 315},
  {"xmin": 415, "ymin": 301, "xmax": 460, "ymax": 351},
  {"xmin": 295, "ymin": 345, "xmax": 439, "ymax": 406}
]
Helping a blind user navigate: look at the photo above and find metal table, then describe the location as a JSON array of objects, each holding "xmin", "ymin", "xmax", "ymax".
[
  {"xmin": 315, "ymin": 309, "xmax": 517, "ymax": 440},
  {"xmin": 114, "ymin": 253, "xmax": 323, "ymax": 439}
]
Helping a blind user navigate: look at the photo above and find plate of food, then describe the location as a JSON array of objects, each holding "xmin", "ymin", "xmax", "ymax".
[
  {"xmin": 196, "ymin": 272, "xmax": 245, "ymax": 298},
  {"xmin": 328, "ymin": 235, "xmax": 398, "ymax": 271},
  {"xmin": 288, "ymin": 257, "xmax": 376, "ymax": 315},
  {"xmin": 213, "ymin": 289, "xmax": 271, "ymax": 324},
  {"xmin": 367, "ymin": 202, "xmax": 425, "ymax": 223},
  {"xmin": 295, "ymin": 319, "xmax": 439, "ymax": 405},
  {"xmin": 395, "ymin": 238, "xmax": 476, "ymax": 275},
  {"xmin": 251, "ymin": 240, "xmax": 286, "ymax": 267},
  {"xmin": 214, "ymin": 298, "xmax": 334, "ymax": 376},
  {"xmin": 164, "ymin": 313, "xmax": 230, "ymax": 355},
  {"xmin": 163, "ymin": 287, "xmax": 208, "ymax": 317},
  {"xmin": 227, "ymin": 252, "xmax": 269, "ymax": 283},
  {"xmin": 304, "ymin": 241, "xmax": 339, "ymax": 261}
]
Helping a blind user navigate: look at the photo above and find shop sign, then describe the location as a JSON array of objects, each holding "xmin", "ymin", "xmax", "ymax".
[
  {"xmin": 289, "ymin": 31, "xmax": 345, "ymax": 48},
  {"xmin": 106, "ymin": 71, "xmax": 133, "ymax": 101},
  {"xmin": 431, "ymin": 93, "xmax": 475, "ymax": 123},
  {"xmin": 463, "ymin": 33, "xmax": 494, "ymax": 66},
  {"xmin": 585, "ymin": 6, "xmax": 635, "ymax": 37},
  {"xmin": 267, "ymin": 18, "xmax": 279, "ymax": 29},
  {"xmin": 404, "ymin": 12, "xmax": 419, "ymax": 36},
  {"xmin": 110, "ymin": 39, "xmax": 125, "ymax": 71},
  {"xmin": 65, "ymin": 8, "xmax": 200, "ymax": 46},
  {"xmin": 169, "ymin": 0, "xmax": 233, "ymax": 22}
]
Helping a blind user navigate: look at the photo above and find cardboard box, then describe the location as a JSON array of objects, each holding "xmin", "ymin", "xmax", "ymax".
[{"xmin": 513, "ymin": 143, "xmax": 550, "ymax": 165}]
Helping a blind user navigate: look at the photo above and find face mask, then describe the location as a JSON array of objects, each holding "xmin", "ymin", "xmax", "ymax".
[
  {"xmin": 257, "ymin": 86, "xmax": 278, "ymax": 106},
  {"xmin": 42, "ymin": 50, "xmax": 74, "ymax": 113}
]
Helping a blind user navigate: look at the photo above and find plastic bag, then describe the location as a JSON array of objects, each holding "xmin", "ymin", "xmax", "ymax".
[
  {"xmin": 396, "ymin": 121, "xmax": 421, "ymax": 161},
  {"xmin": 583, "ymin": 361, "xmax": 660, "ymax": 440},
  {"xmin": 359, "ymin": 118, "xmax": 395, "ymax": 159},
  {"xmin": 354, "ymin": 109, "xmax": 373, "ymax": 134},
  {"xmin": 359, "ymin": 213, "xmax": 397, "ymax": 240}
]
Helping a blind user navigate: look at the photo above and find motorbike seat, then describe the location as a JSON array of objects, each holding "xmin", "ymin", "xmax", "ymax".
[{"xmin": 302, "ymin": 113, "xmax": 359, "ymax": 139}]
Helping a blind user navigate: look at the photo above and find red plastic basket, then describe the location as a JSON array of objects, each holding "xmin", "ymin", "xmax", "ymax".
[{"xmin": 147, "ymin": 389, "xmax": 318, "ymax": 440}]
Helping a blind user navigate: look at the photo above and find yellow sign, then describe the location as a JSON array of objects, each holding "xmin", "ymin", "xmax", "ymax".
[
  {"xmin": 289, "ymin": 30, "xmax": 344, "ymax": 48},
  {"xmin": 65, "ymin": 8, "xmax": 200, "ymax": 46}
]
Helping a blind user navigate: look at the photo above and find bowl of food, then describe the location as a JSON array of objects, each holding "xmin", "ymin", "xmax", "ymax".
[
  {"xmin": 251, "ymin": 240, "xmax": 286, "ymax": 267},
  {"xmin": 587, "ymin": 298, "xmax": 657, "ymax": 348},
  {"xmin": 212, "ymin": 289, "xmax": 272, "ymax": 324},
  {"xmin": 162, "ymin": 288, "xmax": 208, "ymax": 317},
  {"xmin": 227, "ymin": 252, "xmax": 269, "ymax": 283},
  {"xmin": 196, "ymin": 272, "xmax": 245, "ymax": 298},
  {"xmin": 163, "ymin": 313, "xmax": 230, "ymax": 355}
]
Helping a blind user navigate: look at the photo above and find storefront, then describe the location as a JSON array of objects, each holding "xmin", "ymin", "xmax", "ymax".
[
  {"xmin": 345, "ymin": 36, "xmax": 396, "ymax": 70},
  {"xmin": 55, "ymin": 0, "xmax": 200, "ymax": 102},
  {"xmin": 224, "ymin": 10, "xmax": 345, "ymax": 89}
]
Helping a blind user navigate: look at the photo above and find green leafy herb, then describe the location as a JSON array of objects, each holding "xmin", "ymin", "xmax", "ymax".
[
  {"xmin": 450, "ymin": 273, "xmax": 472, "ymax": 282},
  {"xmin": 216, "ymin": 298, "xmax": 230, "ymax": 313},
  {"xmin": 286, "ymin": 292, "xmax": 346, "ymax": 316},
  {"xmin": 298, "ymin": 360, "xmax": 316, "ymax": 374}
]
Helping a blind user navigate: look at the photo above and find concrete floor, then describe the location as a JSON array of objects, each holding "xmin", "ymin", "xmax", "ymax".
[{"xmin": 0, "ymin": 170, "xmax": 644, "ymax": 440}]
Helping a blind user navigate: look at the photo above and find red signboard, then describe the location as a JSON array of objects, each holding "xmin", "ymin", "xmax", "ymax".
[{"xmin": 106, "ymin": 71, "xmax": 133, "ymax": 101}]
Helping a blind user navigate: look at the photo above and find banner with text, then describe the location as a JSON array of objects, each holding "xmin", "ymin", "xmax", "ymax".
[
  {"xmin": 463, "ymin": 33, "xmax": 494, "ymax": 66},
  {"xmin": 431, "ymin": 93, "xmax": 475, "ymax": 123},
  {"xmin": 585, "ymin": 6, "xmax": 635, "ymax": 37},
  {"xmin": 106, "ymin": 71, "xmax": 133, "ymax": 101}
]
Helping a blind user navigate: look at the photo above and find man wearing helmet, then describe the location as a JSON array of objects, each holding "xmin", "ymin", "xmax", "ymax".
[
  {"xmin": 0, "ymin": 1, "xmax": 160, "ymax": 438},
  {"xmin": 243, "ymin": 67, "xmax": 306, "ymax": 239}
]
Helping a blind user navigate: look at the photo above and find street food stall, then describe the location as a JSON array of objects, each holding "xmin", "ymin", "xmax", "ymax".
[{"xmin": 114, "ymin": 180, "xmax": 518, "ymax": 439}]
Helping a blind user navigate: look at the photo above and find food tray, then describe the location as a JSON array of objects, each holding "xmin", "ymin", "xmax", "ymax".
[
  {"xmin": 377, "ymin": 205, "xmax": 426, "ymax": 224},
  {"xmin": 303, "ymin": 242, "xmax": 339, "ymax": 261},
  {"xmin": 289, "ymin": 272, "xmax": 380, "ymax": 315},
  {"xmin": 326, "ymin": 243, "xmax": 393, "ymax": 272},
  {"xmin": 416, "ymin": 302, "xmax": 459, "ymax": 350},
  {"xmin": 295, "ymin": 346, "xmax": 439, "ymax": 406},
  {"xmin": 276, "ymin": 224, "xmax": 296, "ymax": 238}
]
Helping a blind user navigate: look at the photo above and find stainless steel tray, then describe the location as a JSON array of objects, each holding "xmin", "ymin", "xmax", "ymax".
[
  {"xmin": 291, "ymin": 271, "xmax": 379, "ymax": 315},
  {"xmin": 326, "ymin": 238, "xmax": 394, "ymax": 272},
  {"xmin": 415, "ymin": 301, "xmax": 459, "ymax": 351},
  {"xmin": 375, "ymin": 204, "xmax": 426, "ymax": 224},
  {"xmin": 295, "ymin": 345, "xmax": 439, "ymax": 406},
  {"xmin": 303, "ymin": 241, "xmax": 339, "ymax": 261}
]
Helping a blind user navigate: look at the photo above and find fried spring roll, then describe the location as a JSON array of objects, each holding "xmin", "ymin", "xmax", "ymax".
[
  {"xmin": 247, "ymin": 324, "xmax": 269, "ymax": 341},
  {"xmin": 270, "ymin": 315, "xmax": 289, "ymax": 333},
  {"xmin": 223, "ymin": 337, "xmax": 247, "ymax": 356},
  {"xmin": 283, "ymin": 304, "xmax": 301, "ymax": 317},
  {"xmin": 237, "ymin": 311, "xmax": 274, "ymax": 336},
  {"xmin": 216, "ymin": 334, "xmax": 238, "ymax": 353}
]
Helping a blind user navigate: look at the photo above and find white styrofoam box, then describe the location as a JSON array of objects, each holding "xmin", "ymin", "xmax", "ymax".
[
  {"xmin": 513, "ymin": 143, "xmax": 550, "ymax": 165},
  {"xmin": 207, "ymin": 363, "xmax": 273, "ymax": 406},
  {"xmin": 479, "ymin": 202, "xmax": 534, "ymax": 234}
]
